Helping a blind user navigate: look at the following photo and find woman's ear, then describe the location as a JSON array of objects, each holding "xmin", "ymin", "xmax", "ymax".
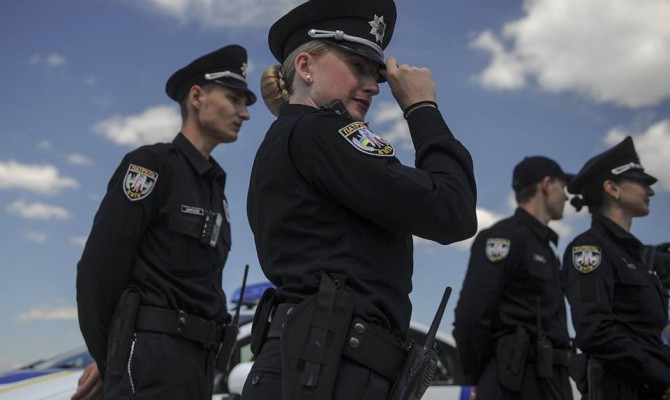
[
  {"xmin": 603, "ymin": 179, "xmax": 620, "ymax": 200},
  {"xmin": 295, "ymin": 52, "xmax": 312, "ymax": 83}
]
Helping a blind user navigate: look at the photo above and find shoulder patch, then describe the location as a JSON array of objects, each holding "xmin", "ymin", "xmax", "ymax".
[
  {"xmin": 486, "ymin": 238, "xmax": 510, "ymax": 262},
  {"xmin": 123, "ymin": 163, "xmax": 158, "ymax": 201},
  {"xmin": 338, "ymin": 122, "xmax": 395, "ymax": 157},
  {"xmin": 572, "ymin": 245, "xmax": 602, "ymax": 274}
]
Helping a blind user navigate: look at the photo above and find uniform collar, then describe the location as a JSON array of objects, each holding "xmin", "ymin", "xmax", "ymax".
[
  {"xmin": 515, "ymin": 207, "xmax": 558, "ymax": 246},
  {"xmin": 592, "ymin": 213, "xmax": 643, "ymax": 251},
  {"xmin": 173, "ymin": 133, "xmax": 226, "ymax": 184},
  {"xmin": 278, "ymin": 103, "xmax": 319, "ymax": 117}
]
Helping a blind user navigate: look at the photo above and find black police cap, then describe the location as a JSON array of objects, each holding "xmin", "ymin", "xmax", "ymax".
[
  {"xmin": 165, "ymin": 44, "xmax": 257, "ymax": 105},
  {"xmin": 512, "ymin": 156, "xmax": 574, "ymax": 191},
  {"xmin": 568, "ymin": 136, "xmax": 657, "ymax": 195},
  {"xmin": 269, "ymin": 0, "xmax": 397, "ymax": 68}
]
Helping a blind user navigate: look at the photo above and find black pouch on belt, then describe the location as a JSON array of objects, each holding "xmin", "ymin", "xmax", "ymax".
[
  {"xmin": 496, "ymin": 326, "xmax": 529, "ymax": 392},
  {"xmin": 250, "ymin": 287, "xmax": 276, "ymax": 355},
  {"xmin": 281, "ymin": 274, "xmax": 354, "ymax": 400},
  {"xmin": 536, "ymin": 336, "xmax": 553, "ymax": 378},
  {"xmin": 106, "ymin": 287, "xmax": 140, "ymax": 376}
]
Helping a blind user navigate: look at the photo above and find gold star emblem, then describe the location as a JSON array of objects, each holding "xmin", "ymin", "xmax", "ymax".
[{"xmin": 369, "ymin": 15, "xmax": 386, "ymax": 43}]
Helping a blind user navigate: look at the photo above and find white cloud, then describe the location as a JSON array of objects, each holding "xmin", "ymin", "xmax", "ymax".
[
  {"xmin": 92, "ymin": 105, "xmax": 181, "ymax": 147},
  {"xmin": 29, "ymin": 53, "xmax": 67, "ymax": 67},
  {"xmin": 24, "ymin": 231, "xmax": 48, "ymax": 244},
  {"xmin": 471, "ymin": 30, "xmax": 527, "ymax": 90},
  {"xmin": 38, "ymin": 140, "xmax": 52, "ymax": 150},
  {"xmin": 67, "ymin": 153, "xmax": 94, "ymax": 166},
  {"xmin": 0, "ymin": 160, "xmax": 78, "ymax": 195},
  {"xmin": 471, "ymin": 0, "xmax": 670, "ymax": 108},
  {"xmin": 46, "ymin": 53, "xmax": 67, "ymax": 67},
  {"xmin": 70, "ymin": 236, "xmax": 88, "ymax": 247},
  {"xmin": 141, "ymin": 0, "xmax": 302, "ymax": 28},
  {"xmin": 452, "ymin": 207, "xmax": 507, "ymax": 250},
  {"xmin": 371, "ymin": 101, "xmax": 413, "ymax": 150},
  {"xmin": 15, "ymin": 305, "xmax": 78, "ymax": 323},
  {"xmin": 604, "ymin": 118, "xmax": 670, "ymax": 192},
  {"xmin": 7, "ymin": 200, "xmax": 70, "ymax": 220}
]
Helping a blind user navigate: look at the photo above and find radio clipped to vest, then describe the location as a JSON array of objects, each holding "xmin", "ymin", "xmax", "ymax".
[{"xmin": 388, "ymin": 286, "xmax": 452, "ymax": 400}]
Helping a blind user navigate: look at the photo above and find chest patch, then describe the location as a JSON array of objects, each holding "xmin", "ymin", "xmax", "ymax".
[
  {"xmin": 338, "ymin": 122, "xmax": 395, "ymax": 157},
  {"xmin": 123, "ymin": 163, "xmax": 158, "ymax": 201},
  {"xmin": 486, "ymin": 238, "xmax": 510, "ymax": 262},
  {"xmin": 572, "ymin": 245, "xmax": 602, "ymax": 274}
]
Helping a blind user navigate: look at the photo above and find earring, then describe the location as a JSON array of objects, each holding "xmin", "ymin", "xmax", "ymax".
[{"xmin": 305, "ymin": 75, "xmax": 312, "ymax": 82}]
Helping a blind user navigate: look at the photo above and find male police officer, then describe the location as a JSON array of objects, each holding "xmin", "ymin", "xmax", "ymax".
[
  {"xmin": 76, "ymin": 45, "xmax": 255, "ymax": 399},
  {"xmin": 454, "ymin": 157, "xmax": 574, "ymax": 400}
]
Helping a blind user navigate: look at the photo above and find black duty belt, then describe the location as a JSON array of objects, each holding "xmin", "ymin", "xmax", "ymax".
[
  {"xmin": 527, "ymin": 346, "xmax": 572, "ymax": 366},
  {"xmin": 267, "ymin": 303, "xmax": 408, "ymax": 382},
  {"xmin": 135, "ymin": 305, "xmax": 224, "ymax": 349}
]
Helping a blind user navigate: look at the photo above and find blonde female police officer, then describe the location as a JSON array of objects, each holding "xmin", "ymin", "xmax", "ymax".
[
  {"xmin": 243, "ymin": 0, "xmax": 477, "ymax": 399},
  {"xmin": 76, "ymin": 45, "xmax": 255, "ymax": 399},
  {"xmin": 563, "ymin": 136, "xmax": 670, "ymax": 400}
]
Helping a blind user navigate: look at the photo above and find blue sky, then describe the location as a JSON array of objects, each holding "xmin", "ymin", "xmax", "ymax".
[{"xmin": 1, "ymin": 0, "xmax": 669, "ymax": 371}]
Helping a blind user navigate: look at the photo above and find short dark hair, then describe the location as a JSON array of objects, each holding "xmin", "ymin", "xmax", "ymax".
[{"xmin": 514, "ymin": 183, "xmax": 539, "ymax": 204}]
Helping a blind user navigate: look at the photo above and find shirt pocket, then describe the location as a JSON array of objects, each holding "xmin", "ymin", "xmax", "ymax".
[
  {"xmin": 167, "ymin": 210, "xmax": 218, "ymax": 272},
  {"xmin": 525, "ymin": 261, "xmax": 556, "ymax": 298},
  {"xmin": 614, "ymin": 265, "xmax": 654, "ymax": 320}
]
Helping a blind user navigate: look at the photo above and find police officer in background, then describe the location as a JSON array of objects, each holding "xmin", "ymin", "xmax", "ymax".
[
  {"xmin": 563, "ymin": 136, "xmax": 670, "ymax": 400},
  {"xmin": 76, "ymin": 45, "xmax": 255, "ymax": 399},
  {"xmin": 243, "ymin": 0, "xmax": 478, "ymax": 398},
  {"xmin": 454, "ymin": 156, "xmax": 574, "ymax": 400}
]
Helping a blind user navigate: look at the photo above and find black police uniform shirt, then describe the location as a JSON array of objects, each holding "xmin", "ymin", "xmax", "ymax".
[
  {"xmin": 247, "ymin": 103, "xmax": 477, "ymax": 340},
  {"xmin": 564, "ymin": 213, "xmax": 670, "ymax": 393},
  {"xmin": 77, "ymin": 133, "xmax": 231, "ymax": 366},
  {"xmin": 453, "ymin": 208, "xmax": 570, "ymax": 385}
]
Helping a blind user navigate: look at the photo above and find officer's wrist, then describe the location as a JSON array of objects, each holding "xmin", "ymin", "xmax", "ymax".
[{"xmin": 403, "ymin": 101, "xmax": 438, "ymax": 120}]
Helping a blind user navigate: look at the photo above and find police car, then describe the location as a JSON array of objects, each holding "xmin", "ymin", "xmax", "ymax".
[
  {"xmin": 0, "ymin": 347, "xmax": 93, "ymax": 400},
  {"xmin": 0, "ymin": 283, "xmax": 577, "ymax": 399}
]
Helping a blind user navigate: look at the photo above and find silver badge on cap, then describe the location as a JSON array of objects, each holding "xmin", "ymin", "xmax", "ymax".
[
  {"xmin": 369, "ymin": 15, "xmax": 386, "ymax": 43},
  {"xmin": 241, "ymin": 62, "xmax": 248, "ymax": 79}
]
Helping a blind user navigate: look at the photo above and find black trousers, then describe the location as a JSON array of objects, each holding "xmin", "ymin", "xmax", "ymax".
[
  {"xmin": 477, "ymin": 357, "xmax": 573, "ymax": 400},
  {"xmin": 241, "ymin": 338, "xmax": 391, "ymax": 400},
  {"xmin": 103, "ymin": 332, "xmax": 215, "ymax": 399}
]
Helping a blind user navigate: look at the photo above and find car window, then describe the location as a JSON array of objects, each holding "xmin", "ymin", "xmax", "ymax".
[{"xmin": 21, "ymin": 347, "xmax": 94, "ymax": 370}]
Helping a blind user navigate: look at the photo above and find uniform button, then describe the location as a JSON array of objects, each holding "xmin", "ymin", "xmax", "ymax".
[
  {"xmin": 354, "ymin": 323, "xmax": 365, "ymax": 334},
  {"xmin": 349, "ymin": 337, "xmax": 360, "ymax": 348}
]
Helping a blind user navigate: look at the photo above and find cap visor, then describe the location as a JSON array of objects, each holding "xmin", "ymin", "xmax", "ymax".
[
  {"xmin": 214, "ymin": 79, "xmax": 257, "ymax": 105},
  {"xmin": 325, "ymin": 42, "xmax": 387, "ymax": 82},
  {"xmin": 622, "ymin": 170, "xmax": 657, "ymax": 185}
]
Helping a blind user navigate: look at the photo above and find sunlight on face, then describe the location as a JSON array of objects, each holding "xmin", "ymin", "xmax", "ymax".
[{"xmin": 308, "ymin": 46, "xmax": 380, "ymax": 121}]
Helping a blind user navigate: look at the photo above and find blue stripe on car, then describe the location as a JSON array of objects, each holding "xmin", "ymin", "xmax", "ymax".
[{"xmin": 0, "ymin": 370, "xmax": 57, "ymax": 384}]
